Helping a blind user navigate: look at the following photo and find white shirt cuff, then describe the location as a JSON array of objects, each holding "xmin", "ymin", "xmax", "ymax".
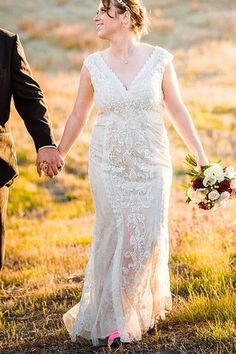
[{"xmin": 38, "ymin": 145, "xmax": 57, "ymax": 151}]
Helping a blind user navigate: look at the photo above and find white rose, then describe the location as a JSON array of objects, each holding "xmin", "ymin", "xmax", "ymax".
[
  {"xmin": 196, "ymin": 188, "xmax": 207, "ymax": 202},
  {"xmin": 219, "ymin": 191, "xmax": 231, "ymax": 202},
  {"xmin": 203, "ymin": 174, "xmax": 217, "ymax": 187},
  {"xmin": 230, "ymin": 178, "xmax": 236, "ymax": 189},
  {"xmin": 187, "ymin": 187, "xmax": 206, "ymax": 203},
  {"xmin": 204, "ymin": 163, "xmax": 223, "ymax": 176},
  {"xmin": 224, "ymin": 166, "xmax": 236, "ymax": 179},
  {"xmin": 212, "ymin": 200, "xmax": 226, "ymax": 211},
  {"xmin": 208, "ymin": 190, "xmax": 220, "ymax": 201},
  {"xmin": 204, "ymin": 163, "xmax": 224, "ymax": 182},
  {"xmin": 187, "ymin": 187, "xmax": 197, "ymax": 200}
]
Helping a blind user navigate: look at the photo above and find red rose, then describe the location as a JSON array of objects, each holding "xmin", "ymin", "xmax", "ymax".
[
  {"xmin": 218, "ymin": 179, "xmax": 232, "ymax": 193},
  {"xmin": 198, "ymin": 202, "xmax": 211, "ymax": 210},
  {"xmin": 192, "ymin": 177, "xmax": 204, "ymax": 190}
]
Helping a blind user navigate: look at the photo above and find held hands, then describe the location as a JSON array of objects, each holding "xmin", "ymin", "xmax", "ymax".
[{"xmin": 36, "ymin": 147, "xmax": 65, "ymax": 178}]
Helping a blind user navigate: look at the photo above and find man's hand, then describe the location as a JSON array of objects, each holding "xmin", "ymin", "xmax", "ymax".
[{"xmin": 36, "ymin": 148, "xmax": 65, "ymax": 178}]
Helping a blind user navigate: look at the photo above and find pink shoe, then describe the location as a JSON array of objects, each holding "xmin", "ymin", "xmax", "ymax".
[
  {"xmin": 108, "ymin": 330, "xmax": 131, "ymax": 346},
  {"xmin": 108, "ymin": 331, "xmax": 120, "ymax": 346}
]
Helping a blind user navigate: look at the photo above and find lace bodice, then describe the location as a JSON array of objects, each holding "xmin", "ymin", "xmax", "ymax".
[{"xmin": 83, "ymin": 46, "xmax": 173, "ymax": 118}]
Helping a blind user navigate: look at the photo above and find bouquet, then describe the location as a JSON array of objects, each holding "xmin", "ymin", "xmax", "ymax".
[{"xmin": 184, "ymin": 154, "xmax": 236, "ymax": 210}]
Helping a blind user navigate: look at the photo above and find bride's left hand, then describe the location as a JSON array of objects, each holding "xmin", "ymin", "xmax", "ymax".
[{"xmin": 196, "ymin": 154, "xmax": 209, "ymax": 170}]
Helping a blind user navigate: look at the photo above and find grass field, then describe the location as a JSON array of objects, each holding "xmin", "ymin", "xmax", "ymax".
[{"xmin": 0, "ymin": 0, "xmax": 236, "ymax": 353}]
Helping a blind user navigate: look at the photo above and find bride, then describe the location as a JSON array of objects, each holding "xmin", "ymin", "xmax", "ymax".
[{"xmin": 57, "ymin": 0, "xmax": 209, "ymax": 348}]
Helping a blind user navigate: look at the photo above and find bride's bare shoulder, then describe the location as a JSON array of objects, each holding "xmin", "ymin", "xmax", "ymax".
[
  {"xmin": 98, "ymin": 48, "xmax": 109, "ymax": 55},
  {"xmin": 85, "ymin": 50, "xmax": 100, "ymax": 59},
  {"xmin": 138, "ymin": 42, "xmax": 157, "ymax": 54},
  {"xmin": 139, "ymin": 42, "xmax": 155, "ymax": 49},
  {"xmin": 139, "ymin": 42, "xmax": 170, "ymax": 53},
  {"xmin": 83, "ymin": 50, "xmax": 101, "ymax": 68}
]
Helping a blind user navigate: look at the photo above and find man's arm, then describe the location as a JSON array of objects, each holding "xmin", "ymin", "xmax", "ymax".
[
  {"xmin": 11, "ymin": 34, "xmax": 55, "ymax": 151},
  {"xmin": 11, "ymin": 34, "xmax": 64, "ymax": 177}
]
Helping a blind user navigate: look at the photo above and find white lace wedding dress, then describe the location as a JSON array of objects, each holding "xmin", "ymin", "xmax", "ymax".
[{"xmin": 63, "ymin": 45, "xmax": 174, "ymax": 346}]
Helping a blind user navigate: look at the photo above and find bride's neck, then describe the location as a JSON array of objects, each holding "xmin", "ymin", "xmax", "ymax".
[{"xmin": 109, "ymin": 35, "xmax": 139, "ymax": 56}]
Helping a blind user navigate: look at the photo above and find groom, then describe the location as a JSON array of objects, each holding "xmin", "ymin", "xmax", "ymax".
[{"xmin": 0, "ymin": 27, "xmax": 64, "ymax": 270}]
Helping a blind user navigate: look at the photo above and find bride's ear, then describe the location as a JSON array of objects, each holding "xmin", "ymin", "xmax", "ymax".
[{"xmin": 122, "ymin": 11, "xmax": 131, "ymax": 29}]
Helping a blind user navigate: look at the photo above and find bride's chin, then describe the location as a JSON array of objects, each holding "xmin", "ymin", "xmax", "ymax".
[{"xmin": 97, "ymin": 32, "xmax": 109, "ymax": 40}]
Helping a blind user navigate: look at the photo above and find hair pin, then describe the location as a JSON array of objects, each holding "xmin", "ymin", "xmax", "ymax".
[{"xmin": 116, "ymin": 0, "xmax": 131, "ymax": 12}]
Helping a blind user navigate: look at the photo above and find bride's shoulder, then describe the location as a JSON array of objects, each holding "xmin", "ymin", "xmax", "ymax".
[
  {"xmin": 140, "ymin": 43, "xmax": 174, "ymax": 69},
  {"xmin": 139, "ymin": 42, "xmax": 172, "ymax": 56},
  {"xmin": 155, "ymin": 45, "xmax": 174, "ymax": 58},
  {"xmin": 84, "ymin": 51, "xmax": 100, "ymax": 65},
  {"xmin": 138, "ymin": 42, "xmax": 155, "ymax": 52}
]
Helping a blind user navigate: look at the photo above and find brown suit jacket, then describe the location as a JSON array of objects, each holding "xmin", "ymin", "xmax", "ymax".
[{"xmin": 0, "ymin": 28, "xmax": 56, "ymax": 188}]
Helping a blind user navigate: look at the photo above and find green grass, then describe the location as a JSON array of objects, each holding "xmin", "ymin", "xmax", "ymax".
[
  {"xmin": 212, "ymin": 104, "xmax": 236, "ymax": 115},
  {"xmin": 170, "ymin": 293, "xmax": 236, "ymax": 324},
  {"xmin": 196, "ymin": 319, "xmax": 236, "ymax": 353}
]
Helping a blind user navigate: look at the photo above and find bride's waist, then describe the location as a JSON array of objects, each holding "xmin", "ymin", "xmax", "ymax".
[
  {"xmin": 94, "ymin": 111, "xmax": 164, "ymax": 126},
  {"xmin": 90, "ymin": 122, "xmax": 169, "ymax": 149}
]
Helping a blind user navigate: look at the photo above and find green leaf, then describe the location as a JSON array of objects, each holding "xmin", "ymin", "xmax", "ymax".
[{"xmin": 185, "ymin": 196, "xmax": 191, "ymax": 203}]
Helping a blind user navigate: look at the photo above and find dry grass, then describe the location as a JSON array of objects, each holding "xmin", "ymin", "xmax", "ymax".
[
  {"xmin": 52, "ymin": 23, "xmax": 100, "ymax": 51},
  {"xmin": 1, "ymin": 192, "xmax": 236, "ymax": 353},
  {"xmin": 149, "ymin": 8, "xmax": 175, "ymax": 32},
  {"xmin": 18, "ymin": 18, "xmax": 59, "ymax": 40},
  {"xmin": 18, "ymin": 19, "xmax": 101, "ymax": 53},
  {"xmin": 0, "ymin": 0, "xmax": 236, "ymax": 353}
]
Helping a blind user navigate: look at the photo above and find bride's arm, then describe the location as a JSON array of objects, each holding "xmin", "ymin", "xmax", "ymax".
[
  {"xmin": 58, "ymin": 65, "xmax": 94, "ymax": 158},
  {"xmin": 162, "ymin": 62, "xmax": 209, "ymax": 166}
]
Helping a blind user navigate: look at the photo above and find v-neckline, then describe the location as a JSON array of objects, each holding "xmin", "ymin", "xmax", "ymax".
[{"xmin": 98, "ymin": 46, "xmax": 158, "ymax": 92}]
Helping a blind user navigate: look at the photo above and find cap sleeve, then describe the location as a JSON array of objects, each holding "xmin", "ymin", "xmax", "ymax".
[
  {"xmin": 156, "ymin": 46, "xmax": 174, "ymax": 74},
  {"xmin": 83, "ymin": 54, "xmax": 94, "ymax": 73},
  {"xmin": 83, "ymin": 53, "xmax": 102, "ymax": 88},
  {"xmin": 164, "ymin": 50, "xmax": 174, "ymax": 68}
]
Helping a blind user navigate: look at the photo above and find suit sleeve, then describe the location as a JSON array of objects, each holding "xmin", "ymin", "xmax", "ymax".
[{"xmin": 11, "ymin": 34, "xmax": 56, "ymax": 151}]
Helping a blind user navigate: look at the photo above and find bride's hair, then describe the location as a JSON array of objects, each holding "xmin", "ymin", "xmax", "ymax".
[{"xmin": 101, "ymin": 0, "xmax": 149, "ymax": 37}]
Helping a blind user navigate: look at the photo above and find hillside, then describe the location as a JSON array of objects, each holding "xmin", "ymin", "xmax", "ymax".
[{"xmin": 0, "ymin": 1, "xmax": 236, "ymax": 353}]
